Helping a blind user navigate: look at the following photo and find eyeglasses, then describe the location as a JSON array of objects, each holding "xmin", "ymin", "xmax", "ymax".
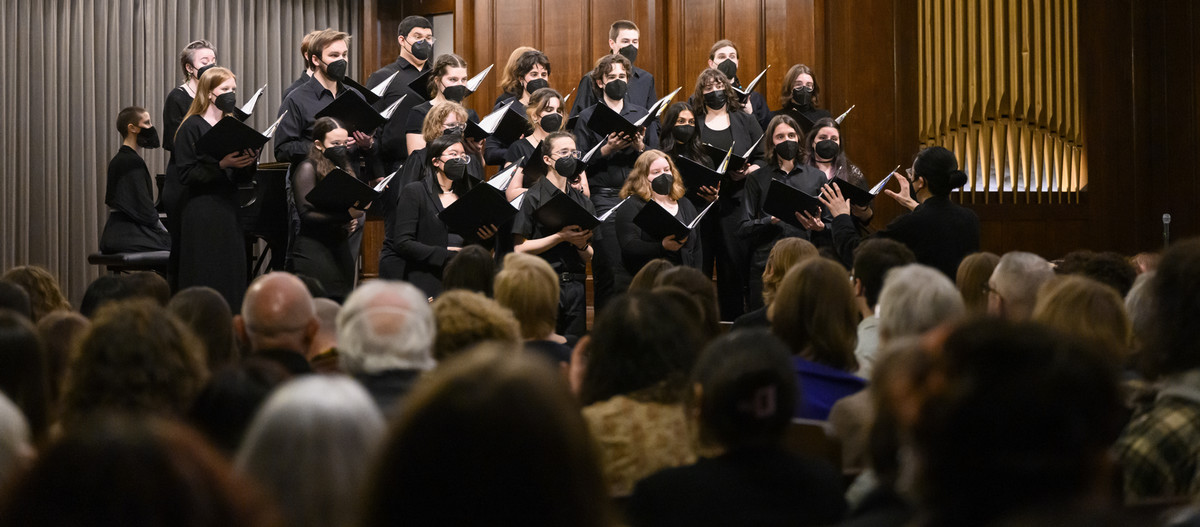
[
  {"xmin": 553, "ymin": 149, "xmax": 582, "ymax": 159},
  {"xmin": 411, "ymin": 36, "xmax": 437, "ymax": 45},
  {"xmin": 442, "ymin": 153, "xmax": 470, "ymax": 163}
]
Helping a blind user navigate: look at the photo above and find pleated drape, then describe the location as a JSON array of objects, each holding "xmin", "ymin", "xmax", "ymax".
[{"xmin": 0, "ymin": 0, "xmax": 359, "ymax": 304}]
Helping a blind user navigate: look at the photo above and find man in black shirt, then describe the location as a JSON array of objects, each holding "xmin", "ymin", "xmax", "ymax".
[
  {"xmin": 367, "ymin": 16, "xmax": 435, "ymax": 172},
  {"xmin": 568, "ymin": 20, "xmax": 657, "ymax": 118},
  {"xmin": 281, "ymin": 30, "xmax": 318, "ymax": 101},
  {"xmin": 274, "ymin": 28, "xmax": 352, "ymax": 163}
]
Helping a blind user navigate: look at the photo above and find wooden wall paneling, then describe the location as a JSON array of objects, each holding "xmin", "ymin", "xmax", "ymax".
[
  {"xmin": 1160, "ymin": 1, "xmax": 1199, "ymax": 245},
  {"xmin": 762, "ymin": 0, "xmax": 818, "ymax": 113},
  {"xmin": 667, "ymin": 0, "xmax": 720, "ymax": 103},
  {"xmin": 720, "ymin": 0, "xmax": 763, "ymax": 87},
  {"xmin": 542, "ymin": 0, "xmax": 590, "ymax": 103}
]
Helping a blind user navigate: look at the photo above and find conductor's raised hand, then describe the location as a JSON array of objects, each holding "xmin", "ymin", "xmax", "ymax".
[
  {"xmin": 819, "ymin": 183, "xmax": 851, "ymax": 218},
  {"xmin": 883, "ymin": 170, "xmax": 919, "ymax": 211}
]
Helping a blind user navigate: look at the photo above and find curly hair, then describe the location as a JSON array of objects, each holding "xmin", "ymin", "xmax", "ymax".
[
  {"xmin": 1, "ymin": 266, "xmax": 70, "ymax": 322},
  {"xmin": 430, "ymin": 290, "xmax": 520, "ymax": 361},
  {"xmin": 60, "ymin": 300, "xmax": 208, "ymax": 429}
]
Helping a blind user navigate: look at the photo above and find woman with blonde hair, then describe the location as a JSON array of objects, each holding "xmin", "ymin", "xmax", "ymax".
[
  {"xmin": 0, "ymin": 266, "xmax": 69, "ymax": 322},
  {"xmin": 731, "ymin": 237, "xmax": 818, "ymax": 330},
  {"xmin": 614, "ymin": 150, "xmax": 705, "ymax": 274},
  {"xmin": 1033, "ymin": 275, "xmax": 1132, "ymax": 363},
  {"xmin": 494, "ymin": 252, "xmax": 573, "ymax": 362}
]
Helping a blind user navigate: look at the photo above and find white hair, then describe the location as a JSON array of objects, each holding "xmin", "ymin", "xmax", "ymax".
[
  {"xmin": 0, "ymin": 392, "xmax": 32, "ymax": 487},
  {"xmin": 991, "ymin": 251, "xmax": 1055, "ymax": 319},
  {"xmin": 235, "ymin": 375, "xmax": 386, "ymax": 527},
  {"xmin": 336, "ymin": 280, "xmax": 436, "ymax": 374},
  {"xmin": 878, "ymin": 264, "xmax": 966, "ymax": 342}
]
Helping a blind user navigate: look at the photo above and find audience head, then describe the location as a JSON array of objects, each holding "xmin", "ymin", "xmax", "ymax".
[
  {"xmin": 629, "ymin": 258, "xmax": 674, "ymax": 293},
  {"xmin": 852, "ymin": 239, "xmax": 916, "ymax": 312},
  {"xmin": 0, "ymin": 281, "xmax": 31, "ymax": 320},
  {"xmin": 1137, "ymin": 238, "xmax": 1200, "ymax": 378},
  {"xmin": 770, "ymin": 258, "xmax": 858, "ymax": 371},
  {"xmin": 33, "ymin": 310, "xmax": 88, "ymax": 408},
  {"xmin": 179, "ymin": 39, "xmax": 217, "ymax": 82},
  {"xmin": 913, "ymin": 319, "xmax": 1124, "ymax": 525},
  {"xmin": 60, "ymin": 300, "xmax": 207, "ymax": 429},
  {"xmin": 236, "ymin": 375, "xmax": 385, "ymax": 527},
  {"xmin": 987, "ymin": 251, "xmax": 1055, "ymax": 321},
  {"xmin": 1034, "ymin": 275, "xmax": 1131, "ymax": 362},
  {"xmin": 781, "ymin": 63, "xmax": 820, "ymax": 108},
  {"xmin": 235, "ymin": 272, "xmax": 318, "ymax": 356},
  {"xmin": 0, "ymin": 415, "xmax": 280, "ymax": 527},
  {"xmin": 1, "ymin": 266, "xmax": 69, "ymax": 322},
  {"xmin": 877, "ymin": 264, "xmax": 966, "ymax": 345},
  {"xmin": 188, "ymin": 358, "xmax": 290, "ymax": 455},
  {"xmin": 169, "ymin": 286, "xmax": 239, "ymax": 370},
  {"xmin": 80, "ymin": 273, "xmax": 167, "ymax": 318},
  {"xmin": 955, "ymin": 251, "xmax": 1000, "ymax": 314},
  {"xmin": 864, "ymin": 336, "xmax": 934, "ymax": 486},
  {"xmin": 653, "ymin": 265, "xmax": 720, "ymax": 341},
  {"xmin": 442, "ymin": 245, "xmax": 496, "ymax": 296},
  {"xmin": 337, "ymin": 280, "xmax": 436, "ymax": 374},
  {"xmin": 762, "ymin": 238, "xmax": 819, "ymax": 306},
  {"xmin": 308, "ymin": 297, "xmax": 340, "ymax": 359},
  {"xmin": 361, "ymin": 347, "xmax": 611, "ymax": 527},
  {"xmin": 581, "ymin": 291, "xmax": 702, "ymax": 406},
  {"xmin": 0, "ymin": 311, "xmax": 48, "ymax": 444},
  {"xmin": 420, "ymin": 100, "xmax": 468, "ymax": 143},
  {"xmin": 0, "ymin": 392, "xmax": 31, "ymax": 488},
  {"xmin": 431, "ymin": 290, "xmax": 520, "ymax": 361},
  {"xmin": 1130, "ymin": 252, "xmax": 1160, "ymax": 274},
  {"xmin": 691, "ymin": 330, "xmax": 796, "ymax": 450},
  {"xmin": 494, "ymin": 252, "xmax": 560, "ymax": 340},
  {"xmin": 1124, "ymin": 271, "xmax": 1156, "ymax": 361},
  {"xmin": 1055, "ymin": 250, "xmax": 1138, "ymax": 297}
]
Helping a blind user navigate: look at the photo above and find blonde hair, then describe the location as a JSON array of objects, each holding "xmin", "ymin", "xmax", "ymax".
[
  {"xmin": 307, "ymin": 28, "xmax": 352, "ymax": 70},
  {"xmin": 1033, "ymin": 275, "xmax": 1132, "ymax": 359},
  {"xmin": 525, "ymin": 88, "xmax": 563, "ymax": 131},
  {"xmin": 495, "ymin": 253, "xmax": 560, "ymax": 340},
  {"xmin": 619, "ymin": 150, "xmax": 686, "ymax": 201},
  {"xmin": 431, "ymin": 291, "xmax": 521, "ymax": 361},
  {"xmin": 498, "ymin": 46, "xmax": 537, "ymax": 96},
  {"xmin": 761, "ymin": 238, "xmax": 819, "ymax": 305},
  {"xmin": 1, "ymin": 266, "xmax": 70, "ymax": 321},
  {"xmin": 421, "ymin": 101, "xmax": 469, "ymax": 143}
]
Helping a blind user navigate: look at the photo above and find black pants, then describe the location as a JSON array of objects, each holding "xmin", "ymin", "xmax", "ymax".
[
  {"xmin": 590, "ymin": 190, "xmax": 629, "ymax": 313},
  {"xmin": 558, "ymin": 278, "xmax": 587, "ymax": 342}
]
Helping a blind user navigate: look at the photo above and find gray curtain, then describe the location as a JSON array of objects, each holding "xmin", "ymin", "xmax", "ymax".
[{"xmin": 0, "ymin": 0, "xmax": 360, "ymax": 305}]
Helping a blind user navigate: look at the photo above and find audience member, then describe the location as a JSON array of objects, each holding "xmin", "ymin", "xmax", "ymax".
[
  {"xmin": 987, "ymin": 251, "xmax": 1055, "ymax": 321},
  {"xmin": 125, "ymin": 271, "xmax": 171, "ymax": 305},
  {"xmin": 1056, "ymin": 250, "xmax": 1138, "ymax": 297},
  {"xmin": 0, "ymin": 282, "xmax": 31, "ymax": 320},
  {"xmin": 168, "ymin": 286, "xmax": 239, "ymax": 371},
  {"xmin": 308, "ymin": 297, "xmax": 342, "ymax": 373},
  {"xmin": 848, "ymin": 239, "xmax": 916, "ymax": 378},
  {"xmin": 59, "ymin": 300, "xmax": 207, "ymax": 430},
  {"xmin": 0, "ymin": 311, "xmax": 49, "ymax": 445},
  {"xmin": 360, "ymin": 346, "xmax": 613, "ymax": 527},
  {"xmin": 337, "ymin": 280, "xmax": 436, "ymax": 414},
  {"xmin": 628, "ymin": 258, "xmax": 674, "ymax": 293},
  {"xmin": 0, "ymin": 392, "xmax": 31, "ymax": 489},
  {"xmin": 770, "ymin": 258, "xmax": 864, "ymax": 420},
  {"xmin": 494, "ymin": 252, "xmax": 573, "ymax": 364},
  {"xmin": 0, "ymin": 415, "xmax": 281, "ymax": 527},
  {"xmin": 234, "ymin": 273, "xmax": 318, "ymax": 375},
  {"xmin": 431, "ymin": 290, "xmax": 521, "ymax": 361},
  {"xmin": 1130, "ymin": 252, "xmax": 1160, "ymax": 274},
  {"xmin": 79, "ymin": 272, "xmax": 169, "ymax": 318},
  {"xmin": 653, "ymin": 265, "xmax": 721, "ymax": 343},
  {"xmin": 732, "ymin": 237, "xmax": 819, "ymax": 331},
  {"xmin": 579, "ymin": 291, "xmax": 703, "ymax": 496},
  {"xmin": 1117, "ymin": 239, "xmax": 1200, "ymax": 502},
  {"xmin": 188, "ymin": 358, "xmax": 290, "ymax": 455},
  {"xmin": 1034, "ymin": 275, "xmax": 1132, "ymax": 363},
  {"xmin": 1124, "ymin": 271, "xmax": 1156, "ymax": 369},
  {"xmin": 627, "ymin": 330, "xmax": 847, "ymax": 526},
  {"xmin": 1, "ymin": 266, "xmax": 70, "ymax": 322},
  {"xmin": 954, "ymin": 251, "xmax": 999, "ymax": 314},
  {"xmin": 236, "ymin": 375, "xmax": 385, "ymax": 527},
  {"xmin": 440, "ymin": 244, "xmax": 496, "ymax": 297},
  {"xmin": 33, "ymin": 310, "xmax": 88, "ymax": 411}
]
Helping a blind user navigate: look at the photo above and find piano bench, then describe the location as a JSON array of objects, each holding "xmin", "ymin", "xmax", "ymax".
[{"xmin": 88, "ymin": 251, "xmax": 170, "ymax": 275}]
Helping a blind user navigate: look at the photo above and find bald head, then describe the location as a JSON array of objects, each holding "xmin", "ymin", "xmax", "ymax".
[
  {"xmin": 237, "ymin": 273, "xmax": 317, "ymax": 353},
  {"xmin": 987, "ymin": 252, "xmax": 1055, "ymax": 322}
]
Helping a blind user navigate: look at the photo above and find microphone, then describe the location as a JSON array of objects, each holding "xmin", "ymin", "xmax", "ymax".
[{"xmin": 1163, "ymin": 213, "xmax": 1172, "ymax": 248}]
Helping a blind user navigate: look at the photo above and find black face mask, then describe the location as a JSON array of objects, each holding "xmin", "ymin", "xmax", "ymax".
[
  {"xmin": 443, "ymin": 157, "xmax": 470, "ymax": 181},
  {"xmin": 671, "ymin": 124, "xmax": 696, "ymax": 143},
  {"xmin": 775, "ymin": 140, "xmax": 799, "ymax": 161},
  {"xmin": 525, "ymin": 78, "xmax": 550, "ymax": 95},
  {"xmin": 195, "ymin": 63, "xmax": 216, "ymax": 80},
  {"xmin": 410, "ymin": 39, "xmax": 433, "ymax": 61},
  {"xmin": 814, "ymin": 139, "xmax": 840, "ymax": 161},
  {"xmin": 443, "ymin": 124, "xmax": 466, "ymax": 137},
  {"xmin": 650, "ymin": 173, "xmax": 674, "ymax": 195},
  {"xmin": 323, "ymin": 145, "xmax": 350, "ymax": 165},
  {"xmin": 136, "ymin": 126, "xmax": 160, "ymax": 149},
  {"xmin": 703, "ymin": 90, "xmax": 727, "ymax": 111},
  {"xmin": 716, "ymin": 59, "xmax": 738, "ymax": 82},
  {"xmin": 792, "ymin": 86, "xmax": 813, "ymax": 108},
  {"xmin": 618, "ymin": 44, "xmax": 638, "ymax": 64},
  {"xmin": 443, "ymin": 84, "xmax": 470, "ymax": 103},
  {"xmin": 553, "ymin": 156, "xmax": 580, "ymax": 182},
  {"xmin": 325, "ymin": 59, "xmax": 348, "ymax": 82},
  {"xmin": 603, "ymin": 79, "xmax": 628, "ymax": 101},
  {"xmin": 214, "ymin": 92, "xmax": 238, "ymax": 113},
  {"xmin": 539, "ymin": 113, "xmax": 563, "ymax": 132}
]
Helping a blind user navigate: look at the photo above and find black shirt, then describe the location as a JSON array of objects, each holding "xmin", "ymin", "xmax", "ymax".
[
  {"xmin": 614, "ymin": 196, "xmax": 703, "ymax": 273},
  {"xmin": 700, "ymin": 121, "xmax": 735, "ymax": 153},
  {"xmin": 505, "ymin": 138, "xmax": 546, "ymax": 188},
  {"xmin": 739, "ymin": 162, "xmax": 826, "ymax": 246},
  {"xmin": 367, "ymin": 55, "xmax": 432, "ymax": 169},
  {"xmin": 483, "ymin": 97, "xmax": 530, "ymax": 166},
  {"xmin": 281, "ymin": 72, "xmax": 310, "ymax": 102},
  {"xmin": 773, "ymin": 104, "xmax": 833, "ymax": 136},
  {"xmin": 100, "ymin": 145, "xmax": 170, "ymax": 253},
  {"xmin": 569, "ymin": 64, "xmax": 658, "ymax": 118},
  {"xmin": 162, "ymin": 85, "xmax": 193, "ymax": 152},
  {"xmin": 830, "ymin": 195, "xmax": 981, "ymax": 279},
  {"xmin": 512, "ymin": 176, "xmax": 595, "ymax": 274},
  {"xmin": 573, "ymin": 101, "xmax": 659, "ymax": 189},
  {"xmin": 274, "ymin": 76, "xmax": 345, "ymax": 163}
]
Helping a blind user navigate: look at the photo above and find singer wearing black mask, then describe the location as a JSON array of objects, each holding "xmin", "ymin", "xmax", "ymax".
[
  {"xmin": 739, "ymin": 115, "xmax": 824, "ymax": 310},
  {"xmin": 392, "ymin": 134, "xmax": 498, "ymax": 298},
  {"xmin": 504, "ymin": 88, "xmax": 567, "ymax": 199},
  {"xmin": 101, "ymin": 106, "xmax": 171, "ymax": 254},
  {"xmin": 614, "ymin": 150, "xmax": 704, "ymax": 273},
  {"xmin": 275, "ymin": 29, "xmax": 354, "ymax": 163},
  {"xmin": 367, "ymin": 16, "xmax": 435, "ymax": 172},
  {"xmin": 693, "ymin": 68, "xmax": 764, "ymax": 320},
  {"xmin": 288, "ymin": 117, "xmax": 383, "ymax": 301},
  {"xmin": 485, "ymin": 49, "xmax": 552, "ymax": 166},
  {"xmin": 773, "ymin": 64, "xmax": 832, "ymax": 136},
  {"xmin": 404, "ymin": 53, "xmax": 482, "ymax": 156},
  {"xmin": 708, "ymin": 40, "xmax": 772, "ymax": 130},
  {"xmin": 568, "ymin": 19, "xmax": 658, "ymax": 118},
  {"xmin": 794, "ymin": 117, "xmax": 874, "ymax": 246},
  {"xmin": 163, "ymin": 67, "xmax": 258, "ymax": 310}
]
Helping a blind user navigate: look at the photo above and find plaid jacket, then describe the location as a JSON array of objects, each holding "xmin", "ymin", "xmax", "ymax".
[{"xmin": 1115, "ymin": 373, "xmax": 1200, "ymax": 502}]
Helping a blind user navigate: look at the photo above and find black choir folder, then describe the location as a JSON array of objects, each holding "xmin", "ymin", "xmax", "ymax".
[
  {"xmin": 585, "ymin": 87, "xmax": 680, "ymax": 138},
  {"xmin": 633, "ymin": 199, "xmax": 717, "ymax": 241},
  {"xmin": 534, "ymin": 194, "xmax": 628, "ymax": 232},
  {"xmin": 315, "ymin": 91, "xmax": 406, "ymax": 134},
  {"xmin": 465, "ymin": 99, "xmax": 529, "ymax": 144},
  {"xmin": 438, "ymin": 161, "xmax": 523, "ymax": 238},
  {"xmin": 832, "ymin": 165, "xmax": 898, "ymax": 207},
  {"xmin": 305, "ymin": 168, "xmax": 393, "ymax": 211},
  {"xmin": 197, "ymin": 112, "xmax": 287, "ymax": 160},
  {"xmin": 702, "ymin": 134, "xmax": 763, "ymax": 174},
  {"xmin": 676, "ymin": 156, "xmax": 721, "ymax": 193},
  {"xmin": 763, "ymin": 179, "xmax": 823, "ymax": 228}
]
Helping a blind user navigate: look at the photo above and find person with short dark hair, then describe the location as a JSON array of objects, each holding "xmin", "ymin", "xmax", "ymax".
[
  {"xmin": 168, "ymin": 286, "xmax": 238, "ymax": 371},
  {"xmin": 849, "ymin": 239, "xmax": 915, "ymax": 377},
  {"xmin": 653, "ymin": 266, "xmax": 721, "ymax": 345},
  {"xmin": 441, "ymin": 244, "xmax": 496, "ymax": 296},
  {"xmin": 367, "ymin": 16, "xmax": 435, "ymax": 171},
  {"xmin": 1056, "ymin": 250, "xmax": 1138, "ymax": 297},
  {"xmin": 33, "ymin": 311, "xmax": 88, "ymax": 411},
  {"xmin": 627, "ymin": 330, "xmax": 847, "ymax": 526},
  {"xmin": 569, "ymin": 19, "xmax": 657, "ymax": 118},
  {"xmin": 187, "ymin": 358, "xmax": 289, "ymax": 455},
  {"xmin": 0, "ymin": 281, "xmax": 32, "ymax": 320},
  {"xmin": 101, "ymin": 106, "xmax": 171, "ymax": 254},
  {"xmin": 234, "ymin": 273, "xmax": 318, "ymax": 375}
]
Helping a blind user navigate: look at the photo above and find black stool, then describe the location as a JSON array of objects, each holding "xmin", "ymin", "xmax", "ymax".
[{"xmin": 87, "ymin": 251, "xmax": 170, "ymax": 275}]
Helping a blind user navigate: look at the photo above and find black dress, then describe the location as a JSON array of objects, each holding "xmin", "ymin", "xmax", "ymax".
[
  {"xmin": 100, "ymin": 145, "xmax": 171, "ymax": 253},
  {"xmin": 392, "ymin": 175, "xmax": 471, "ymax": 298},
  {"xmin": 614, "ymin": 196, "xmax": 702, "ymax": 275},
  {"xmin": 288, "ymin": 159, "xmax": 356, "ymax": 301},
  {"xmin": 162, "ymin": 84, "xmax": 193, "ymax": 152},
  {"xmin": 164, "ymin": 114, "xmax": 257, "ymax": 311}
]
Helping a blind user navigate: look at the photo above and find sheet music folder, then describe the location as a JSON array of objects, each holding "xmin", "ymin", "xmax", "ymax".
[
  {"xmin": 534, "ymin": 194, "xmax": 627, "ymax": 232},
  {"xmin": 304, "ymin": 168, "xmax": 383, "ymax": 211},
  {"xmin": 763, "ymin": 179, "xmax": 823, "ymax": 228},
  {"xmin": 633, "ymin": 199, "xmax": 717, "ymax": 241}
]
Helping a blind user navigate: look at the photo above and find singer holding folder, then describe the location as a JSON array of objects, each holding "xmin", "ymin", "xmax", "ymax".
[
  {"xmin": 392, "ymin": 134, "xmax": 498, "ymax": 298},
  {"xmin": 162, "ymin": 67, "xmax": 258, "ymax": 311},
  {"xmin": 404, "ymin": 54, "xmax": 482, "ymax": 156},
  {"xmin": 614, "ymin": 150, "xmax": 704, "ymax": 273}
]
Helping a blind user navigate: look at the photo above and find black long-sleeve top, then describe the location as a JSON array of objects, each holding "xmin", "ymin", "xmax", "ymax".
[
  {"xmin": 829, "ymin": 195, "xmax": 981, "ymax": 278},
  {"xmin": 483, "ymin": 97, "xmax": 531, "ymax": 166},
  {"xmin": 170, "ymin": 114, "xmax": 258, "ymax": 197},
  {"xmin": 511, "ymin": 176, "xmax": 595, "ymax": 274},
  {"xmin": 614, "ymin": 196, "xmax": 703, "ymax": 273},
  {"xmin": 367, "ymin": 55, "xmax": 431, "ymax": 170},
  {"xmin": 274, "ymin": 76, "xmax": 346, "ymax": 163},
  {"xmin": 568, "ymin": 64, "xmax": 657, "ymax": 118},
  {"xmin": 162, "ymin": 84, "xmax": 193, "ymax": 152},
  {"xmin": 100, "ymin": 146, "xmax": 170, "ymax": 253},
  {"xmin": 572, "ymin": 101, "xmax": 660, "ymax": 189},
  {"xmin": 738, "ymin": 162, "xmax": 825, "ymax": 248}
]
